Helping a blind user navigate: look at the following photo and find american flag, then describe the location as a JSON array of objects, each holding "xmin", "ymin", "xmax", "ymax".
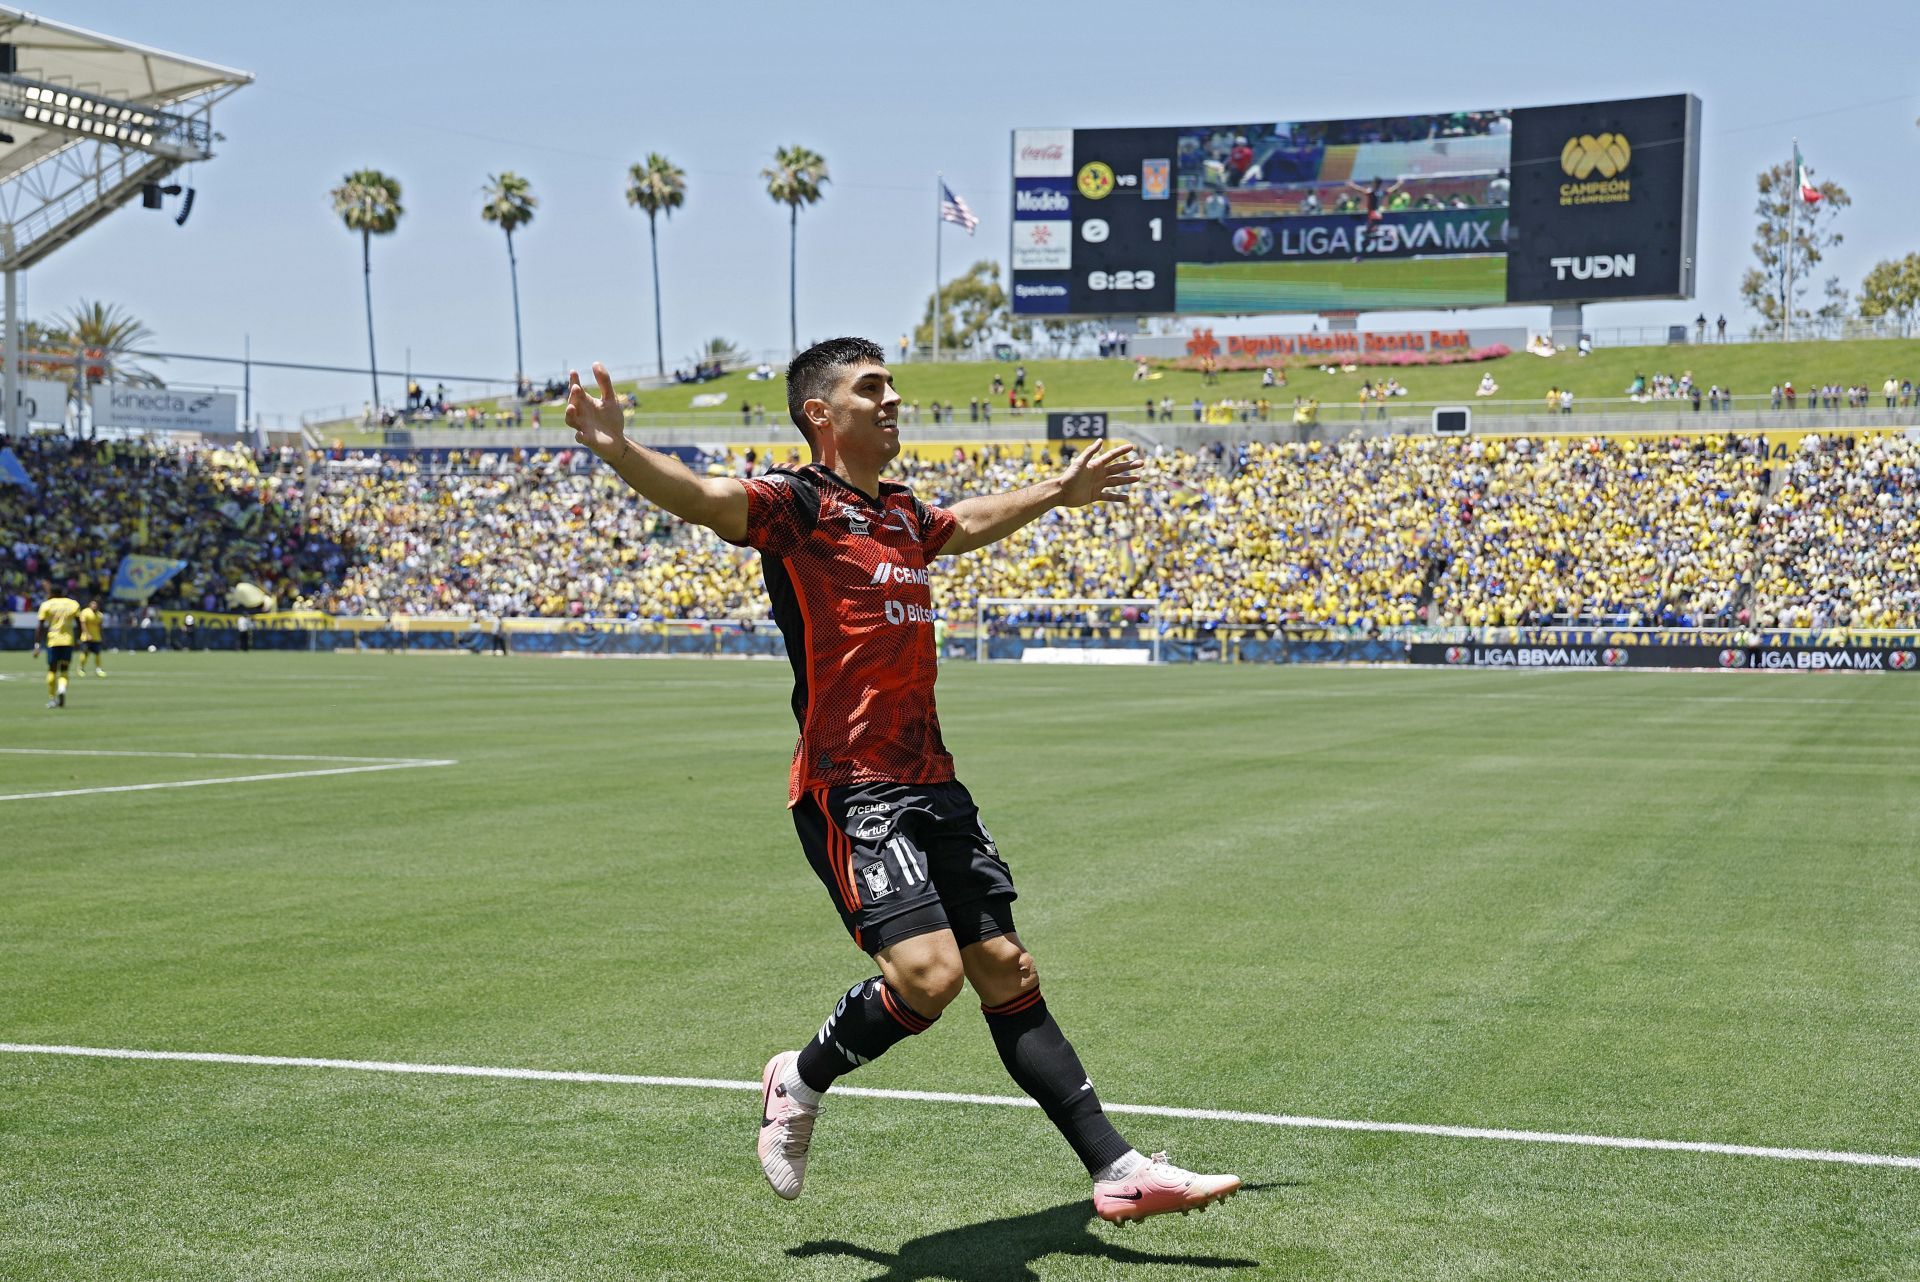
[{"xmin": 940, "ymin": 181, "xmax": 978, "ymax": 234}]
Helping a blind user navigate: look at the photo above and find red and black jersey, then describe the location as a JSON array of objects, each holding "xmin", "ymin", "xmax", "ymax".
[{"xmin": 726, "ymin": 464, "xmax": 959, "ymax": 805}]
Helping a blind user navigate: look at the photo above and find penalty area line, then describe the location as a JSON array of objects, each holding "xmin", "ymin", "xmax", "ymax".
[
  {"xmin": 0, "ymin": 1042, "xmax": 1913, "ymax": 1171},
  {"xmin": 0, "ymin": 756, "xmax": 455, "ymax": 802}
]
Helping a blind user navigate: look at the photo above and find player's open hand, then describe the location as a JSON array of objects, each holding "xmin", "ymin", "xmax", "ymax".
[
  {"xmin": 1056, "ymin": 440, "xmax": 1143, "ymax": 508},
  {"xmin": 564, "ymin": 362, "xmax": 627, "ymax": 460}
]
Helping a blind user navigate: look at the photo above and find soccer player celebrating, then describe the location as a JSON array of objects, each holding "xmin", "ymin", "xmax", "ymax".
[
  {"xmin": 78, "ymin": 598, "xmax": 107, "ymax": 677},
  {"xmin": 564, "ymin": 340, "xmax": 1239, "ymax": 1223},
  {"xmin": 33, "ymin": 581, "xmax": 82, "ymax": 708}
]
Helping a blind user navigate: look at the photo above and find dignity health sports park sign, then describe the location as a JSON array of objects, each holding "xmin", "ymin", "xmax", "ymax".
[
  {"xmin": 92, "ymin": 385, "xmax": 240, "ymax": 434},
  {"xmin": 1128, "ymin": 326, "xmax": 1526, "ymax": 361}
]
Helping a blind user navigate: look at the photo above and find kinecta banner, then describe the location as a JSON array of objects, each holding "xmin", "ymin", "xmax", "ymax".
[
  {"xmin": 1409, "ymin": 643, "xmax": 1920, "ymax": 673},
  {"xmin": 1178, "ymin": 207, "xmax": 1507, "ymax": 263},
  {"xmin": 93, "ymin": 385, "xmax": 240, "ymax": 434}
]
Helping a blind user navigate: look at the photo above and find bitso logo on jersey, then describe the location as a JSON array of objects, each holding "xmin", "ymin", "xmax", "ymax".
[
  {"xmin": 1076, "ymin": 161, "xmax": 1115, "ymax": 200},
  {"xmin": 1559, "ymin": 132, "xmax": 1632, "ymax": 205}
]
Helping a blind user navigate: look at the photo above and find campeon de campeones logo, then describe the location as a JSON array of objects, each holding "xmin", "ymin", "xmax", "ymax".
[
  {"xmin": 1560, "ymin": 132, "xmax": 1631, "ymax": 206},
  {"xmin": 1076, "ymin": 161, "xmax": 1115, "ymax": 200}
]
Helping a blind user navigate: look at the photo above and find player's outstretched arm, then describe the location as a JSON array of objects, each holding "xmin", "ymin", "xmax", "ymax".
[
  {"xmin": 565, "ymin": 362, "xmax": 748, "ymax": 542},
  {"xmin": 939, "ymin": 440, "xmax": 1142, "ymax": 557}
]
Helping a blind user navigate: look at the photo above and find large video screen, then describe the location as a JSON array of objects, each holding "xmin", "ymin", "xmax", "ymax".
[{"xmin": 1010, "ymin": 94, "xmax": 1699, "ymax": 317}]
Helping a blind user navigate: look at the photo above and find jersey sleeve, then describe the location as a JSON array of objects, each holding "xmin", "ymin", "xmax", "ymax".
[
  {"xmin": 725, "ymin": 469, "xmax": 820, "ymax": 558},
  {"xmin": 915, "ymin": 497, "xmax": 959, "ymax": 556}
]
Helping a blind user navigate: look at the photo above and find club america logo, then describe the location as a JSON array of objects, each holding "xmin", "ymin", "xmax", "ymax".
[
  {"xmin": 1443, "ymin": 645, "xmax": 1470, "ymax": 665},
  {"xmin": 1892, "ymin": 651, "xmax": 1917, "ymax": 671},
  {"xmin": 1601, "ymin": 648, "xmax": 1629, "ymax": 668}
]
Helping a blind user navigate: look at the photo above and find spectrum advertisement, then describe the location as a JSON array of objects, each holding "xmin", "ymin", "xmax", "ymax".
[{"xmin": 1010, "ymin": 95, "xmax": 1700, "ymax": 316}]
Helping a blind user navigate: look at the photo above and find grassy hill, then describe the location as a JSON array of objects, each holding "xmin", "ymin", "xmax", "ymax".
[{"xmin": 316, "ymin": 336, "xmax": 1920, "ymax": 441}]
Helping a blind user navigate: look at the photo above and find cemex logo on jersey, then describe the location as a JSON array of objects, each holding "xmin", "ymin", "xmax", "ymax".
[
  {"xmin": 1014, "ymin": 179, "xmax": 1072, "ymax": 218},
  {"xmin": 1550, "ymin": 253, "xmax": 1635, "ymax": 281},
  {"xmin": 1013, "ymin": 128, "xmax": 1072, "ymax": 178},
  {"xmin": 869, "ymin": 563, "xmax": 931, "ymax": 586}
]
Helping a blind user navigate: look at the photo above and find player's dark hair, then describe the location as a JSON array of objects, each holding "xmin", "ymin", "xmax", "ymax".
[{"xmin": 786, "ymin": 337, "xmax": 886, "ymax": 439}]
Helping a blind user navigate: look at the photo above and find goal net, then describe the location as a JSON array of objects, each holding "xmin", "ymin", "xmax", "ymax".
[{"xmin": 973, "ymin": 597, "xmax": 1166, "ymax": 664}]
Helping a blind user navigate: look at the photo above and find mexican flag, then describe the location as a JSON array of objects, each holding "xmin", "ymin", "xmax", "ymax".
[{"xmin": 1796, "ymin": 144, "xmax": 1822, "ymax": 205}]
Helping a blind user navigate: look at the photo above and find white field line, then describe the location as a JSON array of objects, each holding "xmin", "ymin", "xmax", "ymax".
[
  {"xmin": 1, "ymin": 1042, "xmax": 1913, "ymax": 1171},
  {"xmin": 0, "ymin": 749, "xmax": 455, "ymax": 802}
]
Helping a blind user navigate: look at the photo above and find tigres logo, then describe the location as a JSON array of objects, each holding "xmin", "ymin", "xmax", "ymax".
[
  {"xmin": 1561, "ymin": 133, "xmax": 1631, "ymax": 180},
  {"xmin": 1076, "ymin": 161, "xmax": 1115, "ymax": 201}
]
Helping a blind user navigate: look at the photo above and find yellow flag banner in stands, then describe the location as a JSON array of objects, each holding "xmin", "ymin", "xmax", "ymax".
[{"xmin": 110, "ymin": 554, "xmax": 190, "ymax": 601}]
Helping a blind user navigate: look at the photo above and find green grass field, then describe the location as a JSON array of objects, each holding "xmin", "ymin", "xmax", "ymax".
[
  {"xmin": 1174, "ymin": 256, "xmax": 1508, "ymax": 313},
  {"xmin": 4, "ymin": 653, "xmax": 1918, "ymax": 1280},
  {"xmin": 323, "ymin": 337, "xmax": 1920, "ymax": 443}
]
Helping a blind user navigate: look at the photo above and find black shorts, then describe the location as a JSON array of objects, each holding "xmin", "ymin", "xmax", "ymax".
[
  {"xmin": 46, "ymin": 645, "xmax": 72, "ymax": 669},
  {"xmin": 83, "ymin": 640, "xmax": 102, "ymax": 655},
  {"xmin": 794, "ymin": 779, "xmax": 1018, "ymax": 955}
]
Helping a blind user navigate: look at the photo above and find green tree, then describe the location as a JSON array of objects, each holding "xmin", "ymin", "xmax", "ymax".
[
  {"xmin": 331, "ymin": 169, "xmax": 404, "ymax": 410},
  {"xmin": 65, "ymin": 300, "xmax": 163, "ymax": 387},
  {"xmin": 1858, "ymin": 253, "xmax": 1920, "ymax": 334},
  {"xmin": 625, "ymin": 153, "xmax": 687, "ymax": 378},
  {"xmin": 18, "ymin": 318, "xmax": 74, "ymax": 380},
  {"xmin": 1739, "ymin": 161, "xmax": 1850, "ymax": 335},
  {"xmin": 762, "ymin": 145, "xmax": 829, "ymax": 356},
  {"xmin": 687, "ymin": 337, "xmax": 745, "ymax": 368},
  {"xmin": 912, "ymin": 260, "xmax": 1007, "ymax": 354},
  {"xmin": 481, "ymin": 171, "xmax": 537, "ymax": 388}
]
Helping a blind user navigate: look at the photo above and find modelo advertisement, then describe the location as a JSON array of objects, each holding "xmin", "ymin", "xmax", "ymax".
[
  {"xmin": 1010, "ymin": 93, "xmax": 1699, "ymax": 317},
  {"xmin": 1409, "ymin": 643, "xmax": 1919, "ymax": 673}
]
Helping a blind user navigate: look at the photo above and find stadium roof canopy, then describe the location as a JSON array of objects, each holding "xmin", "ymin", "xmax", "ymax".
[{"xmin": 0, "ymin": 5, "xmax": 252, "ymax": 270}]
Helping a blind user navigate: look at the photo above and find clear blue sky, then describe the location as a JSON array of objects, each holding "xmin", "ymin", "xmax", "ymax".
[{"xmin": 24, "ymin": 0, "xmax": 1920, "ymax": 422}]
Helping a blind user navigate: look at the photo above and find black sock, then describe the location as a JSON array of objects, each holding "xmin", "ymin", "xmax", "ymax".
[
  {"xmin": 981, "ymin": 989, "xmax": 1133, "ymax": 1175},
  {"xmin": 795, "ymin": 976, "xmax": 937, "ymax": 1092}
]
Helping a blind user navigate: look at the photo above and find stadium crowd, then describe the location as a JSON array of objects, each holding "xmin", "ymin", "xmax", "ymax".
[{"xmin": 7, "ymin": 428, "xmax": 1920, "ymax": 631}]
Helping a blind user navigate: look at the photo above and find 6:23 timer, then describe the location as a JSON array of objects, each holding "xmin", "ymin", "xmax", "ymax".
[{"xmin": 1085, "ymin": 270, "xmax": 1156, "ymax": 292}]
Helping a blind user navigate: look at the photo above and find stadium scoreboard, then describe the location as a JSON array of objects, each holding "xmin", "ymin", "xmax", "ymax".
[{"xmin": 1010, "ymin": 94, "xmax": 1700, "ymax": 318}]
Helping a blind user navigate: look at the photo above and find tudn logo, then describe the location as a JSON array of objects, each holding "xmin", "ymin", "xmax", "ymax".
[
  {"xmin": 1076, "ymin": 161, "xmax": 1115, "ymax": 200},
  {"xmin": 1891, "ymin": 650, "xmax": 1917, "ymax": 671},
  {"xmin": 1561, "ymin": 133, "xmax": 1631, "ymax": 179},
  {"xmin": 1550, "ymin": 253, "xmax": 1635, "ymax": 281}
]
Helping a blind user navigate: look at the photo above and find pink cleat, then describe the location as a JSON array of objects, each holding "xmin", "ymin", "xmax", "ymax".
[
  {"xmin": 756, "ymin": 1050, "xmax": 818, "ymax": 1200},
  {"xmin": 1093, "ymin": 1151, "xmax": 1241, "ymax": 1223}
]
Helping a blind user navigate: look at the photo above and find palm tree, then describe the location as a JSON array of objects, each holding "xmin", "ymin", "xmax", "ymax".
[
  {"xmin": 625, "ymin": 153, "xmax": 686, "ymax": 379},
  {"xmin": 330, "ymin": 169, "xmax": 404, "ymax": 411},
  {"xmin": 481, "ymin": 171, "xmax": 537, "ymax": 391},
  {"xmin": 64, "ymin": 300, "xmax": 163, "ymax": 387},
  {"xmin": 762, "ymin": 145, "xmax": 829, "ymax": 356}
]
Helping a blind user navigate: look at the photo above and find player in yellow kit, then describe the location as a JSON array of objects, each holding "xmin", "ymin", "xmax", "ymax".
[
  {"xmin": 77, "ymin": 598, "xmax": 107, "ymax": 676},
  {"xmin": 33, "ymin": 582, "xmax": 81, "ymax": 709}
]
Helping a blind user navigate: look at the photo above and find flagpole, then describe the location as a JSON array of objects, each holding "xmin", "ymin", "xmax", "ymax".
[
  {"xmin": 933, "ymin": 173, "xmax": 943, "ymax": 365},
  {"xmin": 1784, "ymin": 138, "xmax": 1797, "ymax": 343}
]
